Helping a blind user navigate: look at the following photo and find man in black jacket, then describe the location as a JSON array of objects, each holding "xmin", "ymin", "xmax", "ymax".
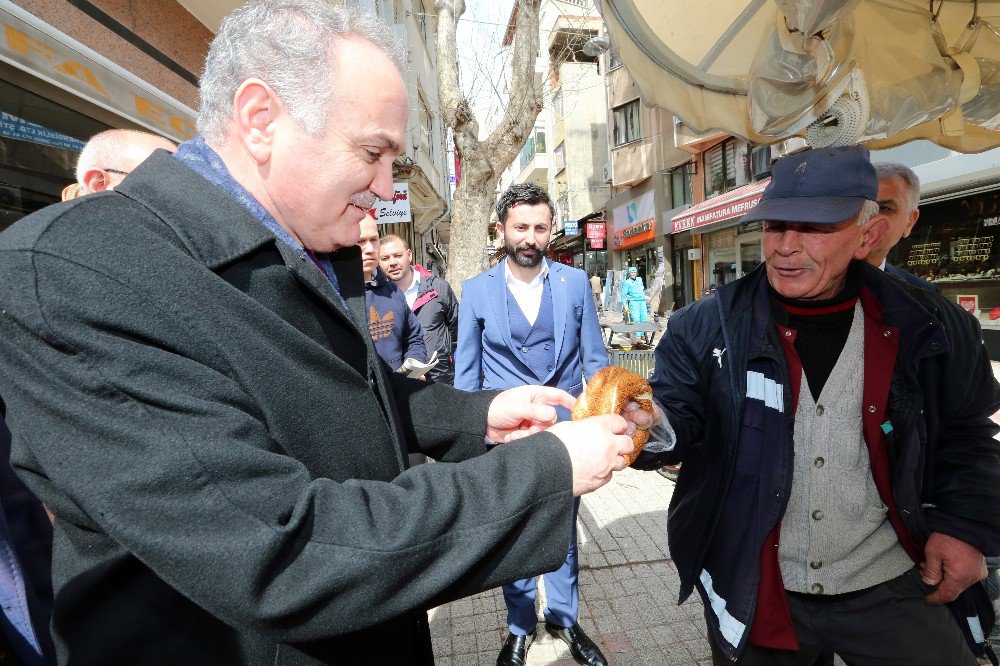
[
  {"xmin": 380, "ymin": 233, "xmax": 459, "ymax": 383},
  {"xmin": 0, "ymin": 2, "xmax": 637, "ymax": 664},
  {"xmin": 635, "ymin": 146, "xmax": 1000, "ymax": 664}
]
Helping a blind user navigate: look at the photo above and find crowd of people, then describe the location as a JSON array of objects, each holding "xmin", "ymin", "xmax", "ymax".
[{"xmin": 0, "ymin": 1, "xmax": 995, "ymax": 665}]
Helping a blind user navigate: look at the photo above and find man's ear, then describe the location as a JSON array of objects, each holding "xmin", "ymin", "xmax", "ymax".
[
  {"xmin": 856, "ymin": 215, "xmax": 890, "ymax": 260},
  {"xmin": 232, "ymin": 78, "xmax": 279, "ymax": 165},
  {"xmin": 901, "ymin": 209, "xmax": 920, "ymax": 239},
  {"xmin": 81, "ymin": 169, "xmax": 108, "ymax": 193}
]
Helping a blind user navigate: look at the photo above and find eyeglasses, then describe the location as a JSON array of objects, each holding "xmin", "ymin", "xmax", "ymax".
[{"xmin": 103, "ymin": 168, "xmax": 130, "ymax": 176}]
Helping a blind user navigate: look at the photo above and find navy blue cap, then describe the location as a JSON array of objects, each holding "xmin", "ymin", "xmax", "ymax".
[{"xmin": 742, "ymin": 145, "xmax": 878, "ymax": 225}]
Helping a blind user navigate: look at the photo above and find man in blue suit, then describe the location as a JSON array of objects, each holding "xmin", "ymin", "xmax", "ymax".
[{"xmin": 456, "ymin": 183, "xmax": 609, "ymax": 666}]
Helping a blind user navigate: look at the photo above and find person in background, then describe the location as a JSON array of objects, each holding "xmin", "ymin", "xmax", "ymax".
[
  {"xmin": 379, "ymin": 233, "xmax": 459, "ymax": 383},
  {"xmin": 358, "ymin": 214, "xmax": 427, "ymax": 371},
  {"xmin": 0, "ymin": 402, "xmax": 54, "ymax": 666},
  {"xmin": 620, "ymin": 266, "xmax": 648, "ymax": 324},
  {"xmin": 590, "ymin": 272, "xmax": 603, "ymax": 313},
  {"xmin": 868, "ymin": 162, "xmax": 939, "ymax": 293},
  {"xmin": 455, "ymin": 183, "xmax": 610, "ymax": 666},
  {"xmin": 74, "ymin": 129, "xmax": 176, "ymax": 194}
]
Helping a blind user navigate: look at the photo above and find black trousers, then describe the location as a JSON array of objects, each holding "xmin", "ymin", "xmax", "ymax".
[{"xmin": 711, "ymin": 569, "xmax": 978, "ymax": 665}]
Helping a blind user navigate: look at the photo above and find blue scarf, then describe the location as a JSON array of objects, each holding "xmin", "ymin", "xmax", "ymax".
[{"xmin": 173, "ymin": 136, "xmax": 346, "ymax": 307}]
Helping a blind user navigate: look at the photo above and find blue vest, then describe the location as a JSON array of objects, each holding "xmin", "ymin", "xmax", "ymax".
[{"xmin": 506, "ymin": 278, "xmax": 556, "ymax": 384}]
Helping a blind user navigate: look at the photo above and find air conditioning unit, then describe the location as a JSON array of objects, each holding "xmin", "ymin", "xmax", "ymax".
[
  {"xmin": 770, "ymin": 137, "xmax": 809, "ymax": 161},
  {"xmin": 602, "ymin": 162, "xmax": 612, "ymax": 184}
]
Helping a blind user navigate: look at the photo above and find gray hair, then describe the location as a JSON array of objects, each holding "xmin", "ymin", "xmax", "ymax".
[
  {"xmin": 197, "ymin": 0, "xmax": 407, "ymax": 143},
  {"xmin": 873, "ymin": 162, "xmax": 921, "ymax": 213},
  {"xmin": 855, "ymin": 198, "xmax": 881, "ymax": 226}
]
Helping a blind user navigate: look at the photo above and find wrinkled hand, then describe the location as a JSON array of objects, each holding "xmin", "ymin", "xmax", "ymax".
[
  {"xmin": 546, "ymin": 415, "xmax": 635, "ymax": 496},
  {"xmin": 919, "ymin": 532, "xmax": 987, "ymax": 605},
  {"xmin": 486, "ymin": 385, "xmax": 576, "ymax": 443}
]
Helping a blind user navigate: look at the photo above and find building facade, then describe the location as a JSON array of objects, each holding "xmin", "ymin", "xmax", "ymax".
[
  {"xmin": 0, "ymin": 0, "xmax": 205, "ymax": 231},
  {"xmin": 495, "ymin": 0, "xmax": 611, "ymax": 275}
]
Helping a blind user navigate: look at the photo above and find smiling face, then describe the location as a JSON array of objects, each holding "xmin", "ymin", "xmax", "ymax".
[
  {"xmin": 264, "ymin": 37, "xmax": 407, "ymax": 253},
  {"xmin": 379, "ymin": 237, "xmax": 412, "ymax": 284},
  {"xmin": 500, "ymin": 203, "xmax": 552, "ymax": 269},
  {"xmin": 763, "ymin": 213, "xmax": 885, "ymax": 300}
]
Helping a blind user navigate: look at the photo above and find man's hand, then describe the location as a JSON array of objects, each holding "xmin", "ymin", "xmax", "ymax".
[
  {"xmin": 620, "ymin": 400, "xmax": 657, "ymax": 437},
  {"xmin": 920, "ymin": 532, "xmax": 987, "ymax": 605},
  {"xmin": 486, "ymin": 386, "xmax": 576, "ymax": 443},
  {"xmin": 546, "ymin": 415, "xmax": 635, "ymax": 496}
]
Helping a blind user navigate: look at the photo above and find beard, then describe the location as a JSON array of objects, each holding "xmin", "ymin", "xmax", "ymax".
[{"xmin": 504, "ymin": 238, "xmax": 547, "ymax": 268}]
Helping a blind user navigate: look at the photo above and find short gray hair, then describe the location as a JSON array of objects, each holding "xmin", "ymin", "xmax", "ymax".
[
  {"xmin": 197, "ymin": 0, "xmax": 407, "ymax": 143},
  {"xmin": 855, "ymin": 198, "xmax": 880, "ymax": 226},
  {"xmin": 873, "ymin": 162, "xmax": 921, "ymax": 213}
]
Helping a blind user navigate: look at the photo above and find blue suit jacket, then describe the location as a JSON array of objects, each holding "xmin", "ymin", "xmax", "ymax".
[{"xmin": 454, "ymin": 260, "xmax": 608, "ymax": 419}]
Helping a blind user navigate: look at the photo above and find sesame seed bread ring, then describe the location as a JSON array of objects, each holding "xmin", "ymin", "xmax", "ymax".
[{"xmin": 571, "ymin": 366, "xmax": 653, "ymax": 465}]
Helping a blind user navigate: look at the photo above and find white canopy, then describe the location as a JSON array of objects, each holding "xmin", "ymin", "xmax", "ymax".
[{"xmin": 599, "ymin": 0, "xmax": 1000, "ymax": 152}]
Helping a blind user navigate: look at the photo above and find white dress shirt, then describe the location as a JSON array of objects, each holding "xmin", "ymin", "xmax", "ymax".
[
  {"xmin": 402, "ymin": 272, "xmax": 420, "ymax": 308},
  {"xmin": 504, "ymin": 259, "xmax": 549, "ymax": 326}
]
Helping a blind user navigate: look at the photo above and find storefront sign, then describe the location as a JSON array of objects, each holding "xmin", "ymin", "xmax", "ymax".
[
  {"xmin": 958, "ymin": 294, "xmax": 979, "ymax": 314},
  {"xmin": 590, "ymin": 237, "xmax": 604, "ymax": 249},
  {"xmin": 586, "ymin": 222, "xmax": 606, "ymax": 240},
  {"xmin": 613, "ymin": 190, "xmax": 655, "ymax": 249},
  {"xmin": 372, "ymin": 183, "xmax": 411, "ymax": 223},
  {"xmin": 0, "ymin": 5, "xmax": 196, "ymax": 142},
  {"xmin": 671, "ymin": 179, "xmax": 769, "ymax": 233},
  {"xmin": 0, "ymin": 111, "xmax": 83, "ymax": 150},
  {"xmin": 564, "ymin": 220, "xmax": 579, "ymax": 236}
]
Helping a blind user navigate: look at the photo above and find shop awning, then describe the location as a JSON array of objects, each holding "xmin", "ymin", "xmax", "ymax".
[
  {"xmin": 598, "ymin": 0, "xmax": 1000, "ymax": 153},
  {"xmin": 671, "ymin": 178, "xmax": 770, "ymax": 234}
]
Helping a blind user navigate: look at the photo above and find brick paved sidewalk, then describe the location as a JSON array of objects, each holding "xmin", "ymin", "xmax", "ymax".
[{"xmin": 429, "ymin": 468, "xmax": 713, "ymax": 665}]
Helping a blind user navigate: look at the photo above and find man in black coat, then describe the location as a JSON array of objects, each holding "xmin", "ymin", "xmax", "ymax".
[
  {"xmin": 0, "ymin": 2, "xmax": 637, "ymax": 664},
  {"xmin": 379, "ymin": 233, "xmax": 459, "ymax": 384}
]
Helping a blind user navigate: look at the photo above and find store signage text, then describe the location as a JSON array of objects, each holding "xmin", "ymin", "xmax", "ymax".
[
  {"xmin": 672, "ymin": 195, "xmax": 762, "ymax": 233},
  {"xmin": 613, "ymin": 191, "xmax": 656, "ymax": 249},
  {"xmin": 1, "ymin": 14, "xmax": 195, "ymax": 141},
  {"xmin": 586, "ymin": 222, "xmax": 606, "ymax": 240},
  {"xmin": 372, "ymin": 183, "xmax": 411, "ymax": 223},
  {"xmin": 0, "ymin": 111, "xmax": 84, "ymax": 151},
  {"xmin": 564, "ymin": 220, "xmax": 579, "ymax": 236}
]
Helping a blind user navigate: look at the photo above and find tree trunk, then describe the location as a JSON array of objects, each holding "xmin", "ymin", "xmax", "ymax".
[
  {"xmin": 447, "ymin": 178, "xmax": 496, "ymax": 297},
  {"xmin": 435, "ymin": 0, "xmax": 542, "ymax": 300}
]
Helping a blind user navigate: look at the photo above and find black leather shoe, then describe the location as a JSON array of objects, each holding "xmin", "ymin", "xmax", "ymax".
[
  {"xmin": 545, "ymin": 622, "xmax": 608, "ymax": 666},
  {"xmin": 496, "ymin": 629, "xmax": 535, "ymax": 666}
]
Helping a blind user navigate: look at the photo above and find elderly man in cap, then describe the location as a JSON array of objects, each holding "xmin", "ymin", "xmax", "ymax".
[{"xmin": 633, "ymin": 146, "xmax": 1000, "ymax": 664}]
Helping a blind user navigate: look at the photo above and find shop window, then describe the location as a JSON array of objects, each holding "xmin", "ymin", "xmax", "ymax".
[
  {"xmin": 887, "ymin": 191, "xmax": 1000, "ymax": 329},
  {"xmin": 0, "ymin": 79, "xmax": 110, "ymax": 231},
  {"xmin": 612, "ymin": 100, "xmax": 640, "ymax": 147}
]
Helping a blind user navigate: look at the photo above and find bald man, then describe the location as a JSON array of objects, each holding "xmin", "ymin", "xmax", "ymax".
[{"xmin": 75, "ymin": 129, "xmax": 176, "ymax": 194}]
